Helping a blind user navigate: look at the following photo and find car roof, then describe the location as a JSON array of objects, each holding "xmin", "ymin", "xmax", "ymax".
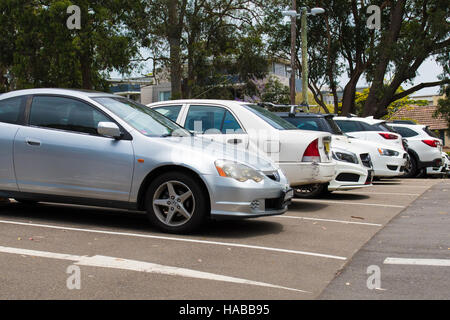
[
  {"xmin": 150, "ymin": 99, "xmax": 246, "ymax": 106},
  {"xmin": 388, "ymin": 123, "xmax": 425, "ymax": 129},
  {"xmin": 0, "ymin": 88, "xmax": 118, "ymax": 100}
]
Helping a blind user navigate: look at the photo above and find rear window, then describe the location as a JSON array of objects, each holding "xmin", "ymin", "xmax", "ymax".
[
  {"xmin": 423, "ymin": 127, "xmax": 438, "ymax": 138},
  {"xmin": 335, "ymin": 120, "xmax": 379, "ymax": 132},
  {"xmin": 392, "ymin": 126, "xmax": 419, "ymax": 138},
  {"xmin": 243, "ymin": 104, "xmax": 297, "ymax": 130},
  {"xmin": 283, "ymin": 117, "xmax": 325, "ymax": 131}
]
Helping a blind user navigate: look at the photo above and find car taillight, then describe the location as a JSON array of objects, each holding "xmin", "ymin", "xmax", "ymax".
[
  {"xmin": 302, "ymin": 139, "xmax": 321, "ymax": 162},
  {"xmin": 422, "ymin": 140, "xmax": 438, "ymax": 148},
  {"xmin": 379, "ymin": 133, "xmax": 398, "ymax": 140}
]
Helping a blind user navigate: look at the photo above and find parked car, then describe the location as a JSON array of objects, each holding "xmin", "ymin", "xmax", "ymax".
[
  {"xmin": 425, "ymin": 152, "xmax": 449, "ymax": 177},
  {"xmin": 275, "ymin": 111, "xmax": 373, "ymax": 196},
  {"xmin": 148, "ymin": 100, "xmax": 336, "ymax": 196},
  {"xmin": 334, "ymin": 116, "xmax": 404, "ymax": 149},
  {"xmin": 0, "ymin": 89, "xmax": 293, "ymax": 233},
  {"xmin": 387, "ymin": 123, "xmax": 444, "ymax": 178},
  {"xmin": 278, "ymin": 110, "xmax": 407, "ymax": 179}
]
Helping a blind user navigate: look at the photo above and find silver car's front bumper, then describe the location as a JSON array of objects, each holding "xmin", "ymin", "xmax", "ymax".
[{"xmin": 202, "ymin": 172, "xmax": 292, "ymax": 219}]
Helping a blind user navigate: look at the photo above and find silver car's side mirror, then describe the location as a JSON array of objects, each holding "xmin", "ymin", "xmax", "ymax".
[{"xmin": 98, "ymin": 122, "xmax": 122, "ymax": 139}]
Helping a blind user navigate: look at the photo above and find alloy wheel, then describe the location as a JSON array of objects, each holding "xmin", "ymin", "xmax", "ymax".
[{"xmin": 152, "ymin": 181, "xmax": 196, "ymax": 227}]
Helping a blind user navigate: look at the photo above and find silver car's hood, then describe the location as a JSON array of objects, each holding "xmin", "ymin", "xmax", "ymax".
[{"xmin": 148, "ymin": 135, "xmax": 277, "ymax": 172}]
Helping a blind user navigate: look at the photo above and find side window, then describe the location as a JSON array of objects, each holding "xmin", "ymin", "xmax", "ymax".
[
  {"xmin": 0, "ymin": 96, "xmax": 24, "ymax": 125},
  {"xmin": 295, "ymin": 119, "xmax": 320, "ymax": 131},
  {"xmin": 153, "ymin": 105, "xmax": 182, "ymax": 122},
  {"xmin": 335, "ymin": 120, "xmax": 361, "ymax": 133},
  {"xmin": 392, "ymin": 126, "xmax": 419, "ymax": 138},
  {"xmin": 222, "ymin": 111, "xmax": 243, "ymax": 134},
  {"xmin": 29, "ymin": 96, "xmax": 112, "ymax": 135},
  {"xmin": 185, "ymin": 106, "xmax": 243, "ymax": 134}
]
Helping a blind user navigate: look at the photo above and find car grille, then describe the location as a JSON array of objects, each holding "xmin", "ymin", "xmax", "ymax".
[
  {"xmin": 336, "ymin": 173, "xmax": 360, "ymax": 182},
  {"xmin": 360, "ymin": 153, "xmax": 373, "ymax": 168}
]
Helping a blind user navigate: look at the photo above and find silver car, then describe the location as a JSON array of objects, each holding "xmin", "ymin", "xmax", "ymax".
[{"xmin": 0, "ymin": 89, "xmax": 292, "ymax": 233}]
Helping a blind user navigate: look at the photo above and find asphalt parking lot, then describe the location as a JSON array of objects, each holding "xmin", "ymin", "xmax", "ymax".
[{"xmin": 0, "ymin": 178, "xmax": 448, "ymax": 300}]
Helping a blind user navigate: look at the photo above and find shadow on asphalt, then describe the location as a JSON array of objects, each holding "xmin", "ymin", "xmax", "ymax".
[
  {"xmin": 0, "ymin": 202, "xmax": 284, "ymax": 239},
  {"xmin": 288, "ymin": 200, "xmax": 328, "ymax": 212},
  {"xmin": 372, "ymin": 182, "xmax": 402, "ymax": 185}
]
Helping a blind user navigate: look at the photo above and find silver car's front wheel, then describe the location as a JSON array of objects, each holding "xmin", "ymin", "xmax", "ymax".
[
  {"xmin": 146, "ymin": 172, "xmax": 208, "ymax": 233},
  {"xmin": 152, "ymin": 181, "xmax": 195, "ymax": 227}
]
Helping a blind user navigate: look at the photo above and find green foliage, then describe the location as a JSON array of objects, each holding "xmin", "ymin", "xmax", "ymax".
[
  {"xmin": 353, "ymin": 86, "xmax": 429, "ymax": 118},
  {"xmin": 0, "ymin": 0, "xmax": 142, "ymax": 92},
  {"xmin": 261, "ymin": 76, "xmax": 290, "ymax": 104},
  {"xmin": 139, "ymin": 0, "xmax": 269, "ymax": 99},
  {"xmin": 435, "ymin": 85, "xmax": 450, "ymax": 134}
]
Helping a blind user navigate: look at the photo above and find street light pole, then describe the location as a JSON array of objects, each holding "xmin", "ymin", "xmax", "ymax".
[
  {"xmin": 289, "ymin": 0, "xmax": 297, "ymax": 105},
  {"xmin": 283, "ymin": 6, "xmax": 324, "ymax": 107},
  {"xmin": 300, "ymin": 6, "xmax": 308, "ymax": 106}
]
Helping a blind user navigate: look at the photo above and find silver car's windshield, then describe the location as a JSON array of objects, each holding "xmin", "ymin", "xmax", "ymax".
[{"xmin": 94, "ymin": 97, "xmax": 191, "ymax": 137}]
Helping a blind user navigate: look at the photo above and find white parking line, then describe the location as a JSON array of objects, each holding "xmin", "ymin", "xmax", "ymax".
[
  {"xmin": 293, "ymin": 199, "xmax": 406, "ymax": 208},
  {"xmin": 384, "ymin": 258, "xmax": 450, "ymax": 267},
  {"xmin": 0, "ymin": 219, "xmax": 347, "ymax": 260},
  {"xmin": 0, "ymin": 246, "xmax": 310, "ymax": 293},
  {"xmin": 335, "ymin": 191, "xmax": 420, "ymax": 196},
  {"xmin": 276, "ymin": 216, "xmax": 382, "ymax": 227}
]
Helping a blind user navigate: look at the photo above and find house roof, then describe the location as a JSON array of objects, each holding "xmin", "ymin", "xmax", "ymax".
[{"xmin": 391, "ymin": 105, "xmax": 448, "ymax": 130}]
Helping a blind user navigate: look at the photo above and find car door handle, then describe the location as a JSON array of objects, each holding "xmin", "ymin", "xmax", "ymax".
[
  {"xmin": 227, "ymin": 139, "xmax": 242, "ymax": 144},
  {"xmin": 26, "ymin": 139, "xmax": 41, "ymax": 147}
]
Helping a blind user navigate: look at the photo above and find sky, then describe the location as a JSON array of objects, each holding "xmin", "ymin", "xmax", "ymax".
[
  {"xmin": 338, "ymin": 57, "xmax": 445, "ymax": 97},
  {"xmin": 113, "ymin": 52, "xmax": 445, "ymax": 98}
]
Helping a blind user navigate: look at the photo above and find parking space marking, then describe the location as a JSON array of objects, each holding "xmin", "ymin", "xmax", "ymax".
[
  {"xmin": 334, "ymin": 192, "xmax": 421, "ymax": 196},
  {"xmin": 293, "ymin": 199, "xmax": 406, "ymax": 208},
  {"xmin": 384, "ymin": 258, "xmax": 450, "ymax": 267},
  {"xmin": 276, "ymin": 215, "xmax": 382, "ymax": 227},
  {"xmin": 0, "ymin": 246, "xmax": 310, "ymax": 294},
  {"xmin": 0, "ymin": 219, "xmax": 347, "ymax": 260}
]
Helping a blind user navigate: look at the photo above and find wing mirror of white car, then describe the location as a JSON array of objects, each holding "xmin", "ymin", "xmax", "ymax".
[{"xmin": 98, "ymin": 122, "xmax": 123, "ymax": 139}]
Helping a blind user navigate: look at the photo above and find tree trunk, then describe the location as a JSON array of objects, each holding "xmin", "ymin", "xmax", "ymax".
[
  {"xmin": 80, "ymin": 53, "xmax": 92, "ymax": 90},
  {"xmin": 341, "ymin": 70, "xmax": 363, "ymax": 115},
  {"xmin": 363, "ymin": 0, "xmax": 406, "ymax": 116},
  {"xmin": 167, "ymin": 0, "xmax": 185, "ymax": 99}
]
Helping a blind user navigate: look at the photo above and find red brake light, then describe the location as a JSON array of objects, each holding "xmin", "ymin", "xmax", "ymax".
[
  {"xmin": 379, "ymin": 133, "xmax": 398, "ymax": 140},
  {"xmin": 302, "ymin": 139, "xmax": 320, "ymax": 162},
  {"xmin": 422, "ymin": 140, "xmax": 438, "ymax": 148}
]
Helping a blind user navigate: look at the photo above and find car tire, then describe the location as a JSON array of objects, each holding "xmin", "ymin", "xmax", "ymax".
[
  {"xmin": 294, "ymin": 183, "xmax": 327, "ymax": 198},
  {"xmin": 402, "ymin": 154, "xmax": 418, "ymax": 178},
  {"xmin": 14, "ymin": 199, "xmax": 39, "ymax": 205},
  {"xmin": 145, "ymin": 172, "xmax": 208, "ymax": 234}
]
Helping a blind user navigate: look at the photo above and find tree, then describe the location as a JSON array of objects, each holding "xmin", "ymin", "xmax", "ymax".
[
  {"xmin": 138, "ymin": 0, "xmax": 268, "ymax": 99},
  {"xmin": 363, "ymin": 0, "xmax": 450, "ymax": 117},
  {"xmin": 0, "ymin": 0, "xmax": 143, "ymax": 91},
  {"xmin": 354, "ymin": 86, "xmax": 428, "ymax": 117},
  {"xmin": 262, "ymin": 0, "xmax": 449, "ymax": 117},
  {"xmin": 435, "ymin": 85, "xmax": 450, "ymax": 134}
]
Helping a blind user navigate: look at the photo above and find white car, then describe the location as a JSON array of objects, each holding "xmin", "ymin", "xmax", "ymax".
[
  {"xmin": 425, "ymin": 152, "xmax": 449, "ymax": 176},
  {"xmin": 276, "ymin": 112, "xmax": 373, "ymax": 195},
  {"xmin": 279, "ymin": 111, "xmax": 405, "ymax": 180},
  {"xmin": 347, "ymin": 138, "xmax": 407, "ymax": 177},
  {"xmin": 387, "ymin": 123, "xmax": 444, "ymax": 177},
  {"xmin": 334, "ymin": 116, "xmax": 404, "ymax": 149},
  {"xmin": 148, "ymin": 100, "xmax": 336, "ymax": 195}
]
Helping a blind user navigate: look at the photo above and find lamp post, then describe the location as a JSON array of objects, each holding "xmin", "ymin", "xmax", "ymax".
[{"xmin": 282, "ymin": 6, "xmax": 325, "ymax": 106}]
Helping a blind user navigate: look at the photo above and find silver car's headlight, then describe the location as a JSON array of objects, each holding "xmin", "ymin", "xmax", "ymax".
[
  {"xmin": 332, "ymin": 148, "xmax": 358, "ymax": 164},
  {"xmin": 378, "ymin": 148, "xmax": 399, "ymax": 157},
  {"xmin": 215, "ymin": 160, "xmax": 264, "ymax": 183}
]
